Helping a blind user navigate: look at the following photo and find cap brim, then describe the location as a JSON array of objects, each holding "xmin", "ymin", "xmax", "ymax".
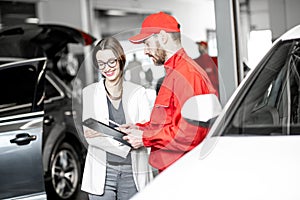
[{"xmin": 128, "ymin": 33, "xmax": 154, "ymax": 44}]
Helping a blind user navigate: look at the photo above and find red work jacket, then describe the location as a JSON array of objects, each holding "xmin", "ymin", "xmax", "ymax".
[
  {"xmin": 139, "ymin": 49, "xmax": 216, "ymax": 171},
  {"xmin": 194, "ymin": 53, "xmax": 219, "ymax": 97}
]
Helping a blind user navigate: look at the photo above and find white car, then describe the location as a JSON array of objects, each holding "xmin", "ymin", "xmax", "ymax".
[{"xmin": 132, "ymin": 24, "xmax": 300, "ymax": 200}]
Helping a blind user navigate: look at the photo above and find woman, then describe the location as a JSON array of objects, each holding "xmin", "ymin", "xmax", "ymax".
[{"xmin": 81, "ymin": 37, "xmax": 153, "ymax": 200}]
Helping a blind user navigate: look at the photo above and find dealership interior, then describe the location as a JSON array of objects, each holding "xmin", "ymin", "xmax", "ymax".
[
  {"xmin": 1, "ymin": 0, "xmax": 300, "ymax": 200},
  {"xmin": 1, "ymin": 0, "xmax": 300, "ymax": 105},
  {"xmin": 0, "ymin": 0, "xmax": 300, "ymax": 200}
]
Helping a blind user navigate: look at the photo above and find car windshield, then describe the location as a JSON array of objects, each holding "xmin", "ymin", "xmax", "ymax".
[{"xmin": 222, "ymin": 39, "xmax": 300, "ymax": 136}]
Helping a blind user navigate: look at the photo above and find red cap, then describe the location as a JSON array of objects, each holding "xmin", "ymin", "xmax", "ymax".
[
  {"xmin": 129, "ymin": 12, "xmax": 180, "ymax": 44},
  {"xmin": 197, "ymin": 41, "xmax": 208, "ymax": 48}
]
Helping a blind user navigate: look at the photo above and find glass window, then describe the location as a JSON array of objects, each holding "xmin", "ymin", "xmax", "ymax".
[
  {"xmin": 223, "ymin": 40, "xmax": 300, "ymax": 136},
  {"xmin": 0, "ymin": 65, "xmax": 37, "ymax": 117},
  {"xmin": 45, "ymin": 78, "xmax": 61, "ymax": 100}
]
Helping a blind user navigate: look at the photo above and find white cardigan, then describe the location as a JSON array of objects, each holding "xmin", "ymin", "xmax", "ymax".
[{"xmin": 81, "ymin": 80, "xmax": 153, "ymax": 195}]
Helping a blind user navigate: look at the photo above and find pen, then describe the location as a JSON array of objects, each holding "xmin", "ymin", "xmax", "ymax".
[{"xmin": 105, "ymin": 118, "xmax": 121, "ymax": 127}]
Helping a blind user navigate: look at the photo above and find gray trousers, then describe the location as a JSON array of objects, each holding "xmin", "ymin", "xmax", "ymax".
[{"xmin": 88, "ymin": 163, "xmax": 138, "ymax": 200}]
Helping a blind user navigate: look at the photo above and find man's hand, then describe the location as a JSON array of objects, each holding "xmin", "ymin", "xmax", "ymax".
[
  {"xmin": 119, "ymin": 123, "xmax": 137, "ymax": 132},
  {"xmin": 84, "ymin": 128, "xmax": 103, "ymax": 138},
  {"xmin": 123, "ymin": 128, "xmax": 144, "ymax": 149}
]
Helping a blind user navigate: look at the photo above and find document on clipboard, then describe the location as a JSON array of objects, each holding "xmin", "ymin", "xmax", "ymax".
[
  {"xmin": 82, "ymin": 118, "xmax": 132, "ymax": 148},
  {"xmin": 82, "ymin": 118, "xmax": 131, "ymax": 158}
]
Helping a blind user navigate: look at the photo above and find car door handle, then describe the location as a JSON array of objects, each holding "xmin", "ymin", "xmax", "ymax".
[{"xmin": 10, "ymin": 133, "xmax": 37, "ymax": 145}]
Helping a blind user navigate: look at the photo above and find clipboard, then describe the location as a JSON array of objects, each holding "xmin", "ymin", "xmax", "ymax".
[{"xmin": 82, "ymin": 118, "xmax": 132, "ymax": 147}]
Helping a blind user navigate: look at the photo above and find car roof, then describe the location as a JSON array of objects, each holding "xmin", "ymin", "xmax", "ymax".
[
  {"xmin": 274, "ymin": 24, "xmax": 300, "ymax": 44},
  {"xmin": 0, "ymin": 23, "xmax": 96, "ymax": 58}
]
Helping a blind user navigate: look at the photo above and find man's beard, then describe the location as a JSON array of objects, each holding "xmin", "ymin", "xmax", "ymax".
[{"xmin": 152, "ymin": 41, "xmax": 167, "ymax": 66}]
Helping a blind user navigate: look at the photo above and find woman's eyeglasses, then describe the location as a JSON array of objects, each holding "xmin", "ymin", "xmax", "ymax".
[{"xmin": 97, "ymin": 58, "xmax": 117, "ymax": 70}]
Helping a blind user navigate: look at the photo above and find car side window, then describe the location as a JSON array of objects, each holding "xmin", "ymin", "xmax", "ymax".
[
  {"xmin": 223, "ymin": 40, "xmax": 300, "ymax": 136},
  {"xmin": 0, "ymin": 65, "xmax": 37, "ymax": 117},
  {"xmin": 44, "ymin": 77, "xmax": 62, "ymax": 101}
]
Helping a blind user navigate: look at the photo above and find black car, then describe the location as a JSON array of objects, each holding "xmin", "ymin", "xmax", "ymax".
[{"xmin": 0, "ymin": 24, "xmax": 96, "ymax": 200}]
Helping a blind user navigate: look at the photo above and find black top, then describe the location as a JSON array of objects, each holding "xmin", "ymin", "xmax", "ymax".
[{"xmin": 106, "ymin": 96, "xmax": 131, "ymax": 165}]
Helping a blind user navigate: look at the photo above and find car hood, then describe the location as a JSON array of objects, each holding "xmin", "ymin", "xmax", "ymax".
[{"xmin": 0, "ymin": 24, "xmax": 96, "ymax": 58}]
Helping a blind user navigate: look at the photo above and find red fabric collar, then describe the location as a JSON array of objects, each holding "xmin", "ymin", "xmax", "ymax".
[{"xmin": 164, "ymin": 48, "xmax": 186, "ymax": 71}]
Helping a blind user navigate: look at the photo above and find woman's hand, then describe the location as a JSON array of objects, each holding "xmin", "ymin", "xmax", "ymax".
[{"xmin": 84, "ymin": 128, "xmax": 103, "ymax": 138}]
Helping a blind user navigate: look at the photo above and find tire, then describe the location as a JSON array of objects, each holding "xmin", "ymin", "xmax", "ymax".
[{"xmin": 45, "ymin": 142, "xmax": 83, "ymax": 200}]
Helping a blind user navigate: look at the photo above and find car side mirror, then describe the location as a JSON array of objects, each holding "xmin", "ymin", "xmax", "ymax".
[{"xmin": 181, "ymin": 94, "xmax": 222, "ymax": 127}]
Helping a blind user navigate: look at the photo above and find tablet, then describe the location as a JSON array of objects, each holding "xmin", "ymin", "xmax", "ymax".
[{"xmin": 82, "ymin": 118, "xmax": 132, "ymax": 147}]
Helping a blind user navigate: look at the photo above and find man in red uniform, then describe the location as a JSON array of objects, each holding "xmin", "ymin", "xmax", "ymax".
[
  {"xmin": 123, "ymin": 12, "xmax": 216, "ymax": 172},
  {"xmin": 194, "ymin": 41, "xmax": 219, "ymax": 97}
]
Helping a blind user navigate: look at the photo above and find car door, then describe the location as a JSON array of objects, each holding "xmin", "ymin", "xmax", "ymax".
[{"xmin": 0, "ymin": 58, "xmax": 47, "ymax": 200}]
